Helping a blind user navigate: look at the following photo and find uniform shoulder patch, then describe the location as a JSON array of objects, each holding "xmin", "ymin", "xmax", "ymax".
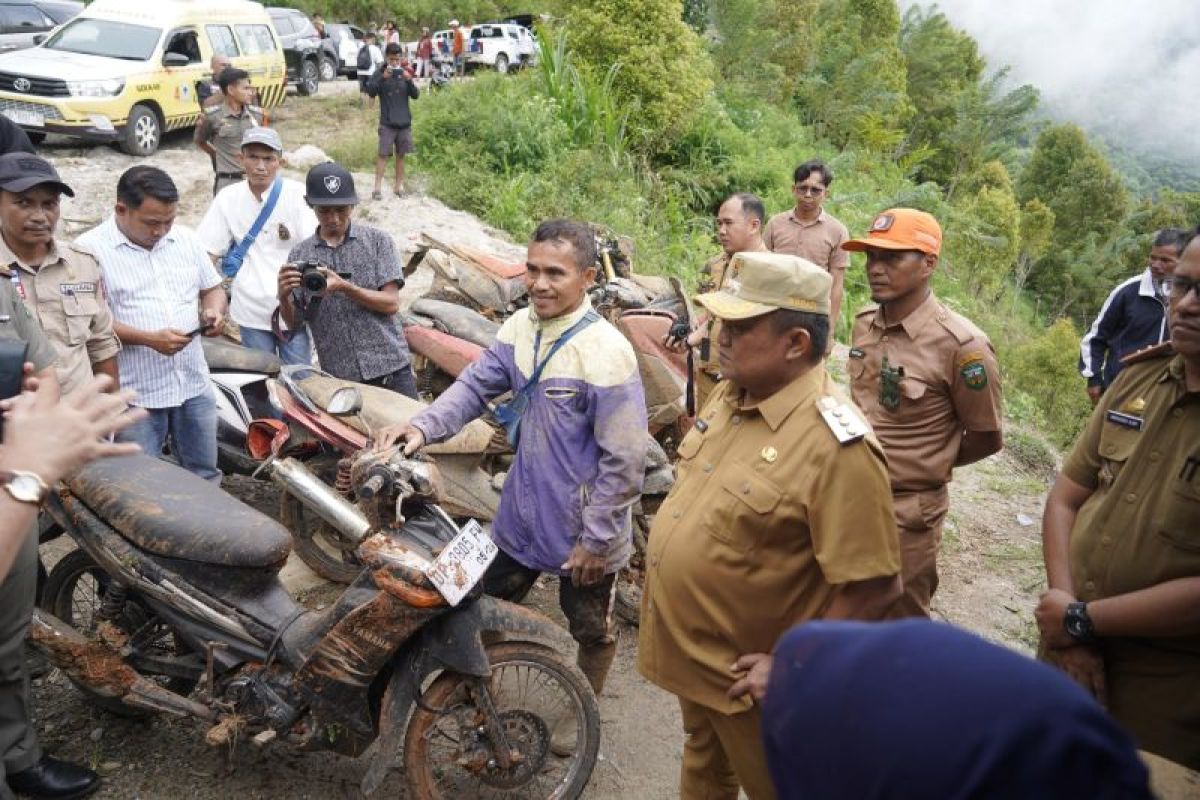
[
  {"xmin": 816, "ymin": 396, "xmax": 868, "ymax": 445},
  {"xmin": 958, "ymin": 352, "xmax": 988, "ymax": 391},
  {"xmin": 1119, "ymin": 341, "xmax": 1174, "ymax": 366}
]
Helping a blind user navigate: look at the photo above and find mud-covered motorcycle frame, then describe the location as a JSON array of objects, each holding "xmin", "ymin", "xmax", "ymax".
[{"xmin": 30, "ymin": 458, "xmax": 571, "ymax": 796}]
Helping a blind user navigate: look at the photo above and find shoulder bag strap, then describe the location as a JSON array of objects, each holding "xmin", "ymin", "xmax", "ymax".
[{"xmin": 523, "ymin": 310, "xmax": 600, "ymax": 391}]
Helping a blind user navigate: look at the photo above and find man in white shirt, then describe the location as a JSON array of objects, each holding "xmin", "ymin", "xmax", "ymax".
[
  {"xmin": 77, "ymin": 166, "xmax": 227, "ymax": 481},
  {"xmin": 197, "ymin": 128, "xmax": 317, "ymax": 365}
]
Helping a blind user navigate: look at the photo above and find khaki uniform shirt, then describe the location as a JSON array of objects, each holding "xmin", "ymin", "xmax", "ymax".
[
  {"xmin": 0, "ymin": 277, "xmax": 56, "ymax": 372},
  {"xmin": 1061, "ymin": 347, "xmax": 1200, "ymax": 766},
  {"xmin": 195, "ymin": 103, "xmax": 264, "ymax": 175},
  {"xmin": 849, "ymin": 293, "xmax": 1002, "ymax": 492},
  {"xmin": 696, "ymin": 252, "xmax": 730, "ymax": 376},
  {"xmin": 638, "ymin": 367, "xmax": 900, "ymax": 714},
  {"xmin": 1, "ymin": 238, "xmax": 120, "ymax": 394},
  {"xmin": 763, "ymin": 209, "xmax": 850, "ymax": 273}
]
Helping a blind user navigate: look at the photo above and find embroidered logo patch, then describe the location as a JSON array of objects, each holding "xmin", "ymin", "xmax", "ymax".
[
  {"xmin": 278, "ymin": 223, "xmax": 291, "ymax": 241},
  {"xmin": 1119, "ymin": 397, "xmax": 1146, "ymax": 415},
  {"xmin": 323, "ymin": 175, "xmax": 341, "ymax": 194},
  {"xmin": 870, "ymin": 214, "xmax": 894, "ymax": 232},
  {"xmin": 959, "ymin": 356, "xmax": 987, "ymax": 390}
]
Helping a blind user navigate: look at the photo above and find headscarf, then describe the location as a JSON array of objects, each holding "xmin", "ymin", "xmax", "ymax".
[{"xmin": 762, "ymin": 620, "xmax": 1152, "ymax": 800}]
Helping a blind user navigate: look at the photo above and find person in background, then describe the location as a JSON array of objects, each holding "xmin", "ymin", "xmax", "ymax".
[
  {"xmin": 666, "ymin": 192, "xmax": 768, "ymax": 412},
  {"xmin": 196, "ymin": 54, "xmax": 232, "ymax": 110},
  {"xmin": 1079, "ymin": 228, "xmax": 1190, "ymax": 404},
  {"xmin": 639, "ymin": 252, "xmax": 901, "ymax": 799},
  {"xmin": 367, "ymin": 44, "xmax": 419, "ymax": 200},
  {"xmin": 76, "ymin": 166, "xmax": 227, "ymax": 482},
  {"xmin": 278, "ymin": 163, "xmax": 417, "ymax": 398},
  {"xmin": 763, "ymin": 160, "xmax": 850, "ymax": 334},
  {"xmin": 415, "ymin": 27, "xmax": 433, "ymax": 80},
  {"xmin": 357, "ymin": 32, "xmax": 384, "ymax": 107},
  {"xmin": 194, "ymin": 68, "xmax": 266, "ymax": 196},
  {"xmin": 0, "ymin": 153, "xmax": 120, "ymax": 396},
  {"xmin": 0, "ymin": 116, "xmax": 33, "ymax": 156},
  {"xmin": 846, "ymin": 208, "xmax": 1003, "ymax": 619},
  {"xmin": 312, "ymin": 14, "xmax": 326, "ymax": 38},
  {"xmin": 197, "ymin": 128, "xmax": 317, "ymax": 365},
  {"xmin": 1037, "ymin": 226, "xmax": 1200, "ymax": 770},
  {"xmin": 761, "ymin": 620, "xmax": 1153, "ymax": 800},
  {"xmin": 375, "ymin": 219, "xmax": 647, "ymax": 699},
  {"xmin": 450, "ymin": 20, "xmax": 466, "ymax": 77}
]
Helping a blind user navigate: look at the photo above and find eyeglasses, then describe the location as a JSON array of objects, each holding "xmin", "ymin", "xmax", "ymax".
[
  {"xmin": 1162, "ymin": 276, "xmax": 1200, "ymax": 301},
  {"xmin": 794, "ymin": 185, "xmax": 826, "ymax": 197}
]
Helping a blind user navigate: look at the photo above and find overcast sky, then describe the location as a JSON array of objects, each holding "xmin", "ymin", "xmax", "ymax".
[{"xmin": 906, "ymin": 0, "xmax": 1200, "ymax": 165}]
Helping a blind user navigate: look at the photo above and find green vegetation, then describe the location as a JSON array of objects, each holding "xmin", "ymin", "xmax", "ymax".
[{"xmin": 312, "ymin": 0, "xmax": 1199, "ymax": 450}]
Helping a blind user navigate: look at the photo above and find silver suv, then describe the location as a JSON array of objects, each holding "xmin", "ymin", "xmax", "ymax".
[{"xmin": 0, "ymin": 0, "xmax": 81, "ymax": 53}]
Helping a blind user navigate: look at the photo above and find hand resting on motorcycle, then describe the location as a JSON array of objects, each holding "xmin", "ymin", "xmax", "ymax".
[{"xmin": 374, "ymin": 422, "xmax": 425, "ymax": 456}]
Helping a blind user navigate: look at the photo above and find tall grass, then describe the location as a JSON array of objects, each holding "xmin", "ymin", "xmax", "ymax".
[{"xmin": 535, "ymin": 30, "xmax": 629, "ymax": 165}]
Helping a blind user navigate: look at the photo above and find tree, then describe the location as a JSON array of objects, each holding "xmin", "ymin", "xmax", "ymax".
[
  {"xmin": 563, "ymin": 0, "xmax": 713, "ymax": 151},
  {"xmin": 943, "ymin": 161, "xmax": 1020, "ymax": 301}
]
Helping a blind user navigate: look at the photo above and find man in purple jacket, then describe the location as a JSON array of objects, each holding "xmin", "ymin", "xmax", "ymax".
[{"xmin": 377, "ymin": 218, "xmax": 647, "ymax": 695}]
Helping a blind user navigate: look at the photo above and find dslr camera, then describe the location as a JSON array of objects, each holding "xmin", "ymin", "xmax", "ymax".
[{"xmin": 295, "ymin": 260, "xmax": 329, "ymax": 293}]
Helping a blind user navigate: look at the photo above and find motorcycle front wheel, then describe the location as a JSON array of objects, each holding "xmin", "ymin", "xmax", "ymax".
[
  {"xmin": 404, "ymin": 641, "xmax": 601, "ymax": 799},
  {"xmin": 280, "ymin": 457, "xmax": 363, "ymax": 583}
]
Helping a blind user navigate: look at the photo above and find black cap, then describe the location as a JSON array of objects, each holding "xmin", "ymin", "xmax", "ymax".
[
  {"xmin": 304, "ymin": 162, "xmax": 358, "ymax": 206},
  {"xmin": 0, "ymin": 152, "xmax": 74, "ymax": 197}
]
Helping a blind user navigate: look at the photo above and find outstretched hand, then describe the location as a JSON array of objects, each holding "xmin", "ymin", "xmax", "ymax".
[
  {"xmin": 0, "ymin": 374, "xmax": 145, "ymax": 484},
  {"xmin": 374, "ymin": 423, "xmax": 425, "ymax": 455}
]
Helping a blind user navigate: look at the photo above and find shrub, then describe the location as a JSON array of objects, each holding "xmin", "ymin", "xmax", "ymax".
[{"xmin": 1004, "ymin": 318, "xmax": 1093, "ymax": 449}]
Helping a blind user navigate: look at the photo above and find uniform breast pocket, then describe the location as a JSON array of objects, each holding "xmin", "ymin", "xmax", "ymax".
[
  {"xmin": 1095, "ymin": 423, "xmax": 1140, "ymax": 487},
  {"xmin": 1157, "ymin": 473, "xmax": 1200, "ymax": 553},
  {"xmin": 542, "ymin": 385, "xmax": 587, "ymax": 412},
  {"xmin": 704, "ymin": 466, "xmax": 782, "ymax": 553},
  {"xmin": 62, "ymin": 294, "xmax": 99, "ymax": 345}
]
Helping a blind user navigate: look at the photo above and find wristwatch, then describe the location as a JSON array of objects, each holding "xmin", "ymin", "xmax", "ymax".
[
  {"xmin": 1064, "ymin": 601, "xmax": 1096, "ymax": 644},
  {"xmin": 0, "ymin": 470, "xmax": 50, "ymax": 505}
]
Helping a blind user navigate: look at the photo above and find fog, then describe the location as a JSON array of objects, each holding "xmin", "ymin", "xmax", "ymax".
[{"xmin": 906, "ymin": 1, "xmax": 1200, "ymax": 165}]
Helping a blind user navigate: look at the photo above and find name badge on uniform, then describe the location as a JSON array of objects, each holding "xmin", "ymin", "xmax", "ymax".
[
  {"xmin": 1105, "ymin": 410, "xmax": 1143, "ymax": 431},
  {"xmin": 848, "ymin": 347, "xmax": 865, "ymax": 359},
  {"xmin": 59, "ymin": 282, "xmax": 96, "ymax": 295}
]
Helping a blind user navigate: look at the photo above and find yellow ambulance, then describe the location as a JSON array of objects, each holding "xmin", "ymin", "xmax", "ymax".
[{"xmin": 0, "ymin": 0, "xmax": 287, "ymax": 155}]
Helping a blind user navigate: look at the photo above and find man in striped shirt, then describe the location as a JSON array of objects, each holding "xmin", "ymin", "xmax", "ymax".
[{"xmin": 76, "ymin": 167, "xmax": 227, "ymax": 482}]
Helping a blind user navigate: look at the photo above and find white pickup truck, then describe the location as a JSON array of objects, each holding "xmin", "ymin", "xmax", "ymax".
[{"xmin": 466, "ymin": 22, "xmax": 536, "ymax": 73}]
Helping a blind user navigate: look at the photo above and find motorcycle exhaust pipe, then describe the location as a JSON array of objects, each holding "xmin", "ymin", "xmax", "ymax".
[{"xmin": 270, "ymin": 457, "xmax": 372, "ymax": 543}]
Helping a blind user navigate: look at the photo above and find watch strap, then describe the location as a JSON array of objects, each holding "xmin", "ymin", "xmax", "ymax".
[
  {"xmin": 1065, "ymin": 601, "xmax": 1096, "ymax": 644},
  {"xmin": 0, "ymin": 469, "xmax": 50, "ymax": 504}
]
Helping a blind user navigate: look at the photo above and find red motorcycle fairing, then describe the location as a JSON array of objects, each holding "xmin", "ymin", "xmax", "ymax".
[
  {"xmin": 272, "ymin": 380, "xmax": 368, "ymax": 453},
  {"xmin": 404, "ymin": 323, "xmax": 486, "ymax": 378}
]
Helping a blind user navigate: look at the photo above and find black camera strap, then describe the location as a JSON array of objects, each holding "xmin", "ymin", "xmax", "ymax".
[{"xmin": 270, "ymin": 291, "xmax": 323, "ymax": 343}]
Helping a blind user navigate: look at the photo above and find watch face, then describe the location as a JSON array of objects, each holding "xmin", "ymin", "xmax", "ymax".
[{"xmin": 8, "ymin": 474, "xmax": 44, "ymax": 503}]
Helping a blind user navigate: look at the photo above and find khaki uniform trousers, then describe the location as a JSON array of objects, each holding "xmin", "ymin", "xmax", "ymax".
[
  {"xmin": 0, "ymin": 523, "xmax": 42, "ymax": 796},
  {"xmin": 887, "ymin": 485, "xmax": 950, "ymax": 619},
  {"xmin": 678, "ymin": 698, "xmax": 775, "ymax": 800}
]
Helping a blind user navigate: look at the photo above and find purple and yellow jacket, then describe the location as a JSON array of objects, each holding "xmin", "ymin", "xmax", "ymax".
[{"xmin": 411, "ymin": 299, "xmax": 647, "ymax": 575}]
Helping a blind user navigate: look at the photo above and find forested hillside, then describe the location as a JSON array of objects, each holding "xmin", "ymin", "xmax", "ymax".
[{"xmin": 288, "ymin": 0, "xmax": 1200, "ymax": 447}]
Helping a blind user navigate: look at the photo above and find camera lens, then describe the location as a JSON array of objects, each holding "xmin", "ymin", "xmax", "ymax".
[{"xmin": 302, "ymin": 269, "xmax": 327, "ymax": 293}]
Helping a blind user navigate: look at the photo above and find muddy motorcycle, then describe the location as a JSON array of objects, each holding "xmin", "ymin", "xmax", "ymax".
[
  {"xmin": 34, "ymin": 397, "xmax": 600, "ymax": 798},
  {"xmin": 253, "ymin": 365, "xmax": 502, "ymax": 583}
]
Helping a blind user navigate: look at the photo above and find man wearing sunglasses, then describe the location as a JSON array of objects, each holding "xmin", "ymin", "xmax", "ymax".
[
  {"xmin": 1036, "ymin": 226, "xmax": 1200, "ymax": 769},
  {"xmin": 764, "ymin": 160, "xmax": 850, "ymax": 332},
  {"xmin": 845, "ymin": 208, "xmax": 1004, "ymax": 619}
]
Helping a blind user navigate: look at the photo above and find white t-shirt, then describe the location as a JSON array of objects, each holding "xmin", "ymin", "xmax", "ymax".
[{"xmin": 197, "ymin": 178, "xmax": 317, "ymax": 331}]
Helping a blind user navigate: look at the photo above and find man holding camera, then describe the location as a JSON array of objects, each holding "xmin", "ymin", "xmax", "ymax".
[
  {"xmin": 76, "ymin": 166, "xmax": 227, "ymax": 482},
  {"xmin": 366, "ymin": 43, "xmax": 419, "ymax": 199},
  {"xmin": 198, "ymin": 128, "xmax": 316, "ymax": 365},
  {"xmin": 277, "ymin": 163, "xmax": 416, "ymax": 397}
]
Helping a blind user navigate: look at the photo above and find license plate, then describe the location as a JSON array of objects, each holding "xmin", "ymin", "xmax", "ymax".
[
  {"xmin": 423, "ymin": 519, "xmax": 497, "ymax": 606},
  {"xmin": 3, "ymin": 109, "xmax": 43, "ymax": 128}
]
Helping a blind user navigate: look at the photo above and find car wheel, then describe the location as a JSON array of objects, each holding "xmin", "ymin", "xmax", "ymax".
[
  {"xmin": 319, "ymin": 55, "xmax": 336, "ymax": 82},
  {"xmin": 121, "ymin": 104, "xmax": 160, "ymax": 156},
  {"xmin": 494, "ymin": 53, "xmax": 509, "ymax": 74},
  {"xmin": 297, "ymin": 59, "xmax": 319, "ymax": 96}
]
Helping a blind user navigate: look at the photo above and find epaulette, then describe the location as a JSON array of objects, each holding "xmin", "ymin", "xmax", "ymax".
[
  {"xmin": 934, "ymin": 306, "xmax": 980, "ymax": 346},
  {"xmin": 816, "ymin": 396, "xmax": 868, "ymax": 445},
  {"xmin": 854, "ymin": 303, "xmax": 879, "ymax": 318},
  {"xmin": 1120, "ymin": 341, "xmax": 1174, "ymax": 365},
  {"xmin": 203, "ymin": 104, "xmax": 222, "ymax": 116}
]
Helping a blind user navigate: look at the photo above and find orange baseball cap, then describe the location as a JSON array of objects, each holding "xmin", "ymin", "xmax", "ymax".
[{"xmin": 841, "ymin": 208, "xmax": 942, "ymax": 255}]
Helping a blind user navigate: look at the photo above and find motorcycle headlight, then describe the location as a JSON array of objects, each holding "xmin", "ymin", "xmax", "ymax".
[{"xmin": 66, "ymin": 78, "xmax": 125, "ymax": 98}]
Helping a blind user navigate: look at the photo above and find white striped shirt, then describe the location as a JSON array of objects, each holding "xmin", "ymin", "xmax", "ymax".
[{"xmin": 75, "ymin": 217, "xmax": 221, "ymax": 409}]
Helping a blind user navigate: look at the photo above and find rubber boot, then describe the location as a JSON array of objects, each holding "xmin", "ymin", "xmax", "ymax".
[
  {"xmin": 576, "ymin": 640, "xmax": 617, "ymax": 696},
  {"xmin": 551, "ymin": 641, "xmax": 617, "ymax": 757}
]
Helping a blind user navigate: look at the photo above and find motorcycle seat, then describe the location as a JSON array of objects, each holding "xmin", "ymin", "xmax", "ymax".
[
  {"xmin": 202, "ymin": 337, "xmax": 281, "ymax": 375},
  {"xmin": 67, "ymin": 454, "xmax": 292, "ymax": 569}
]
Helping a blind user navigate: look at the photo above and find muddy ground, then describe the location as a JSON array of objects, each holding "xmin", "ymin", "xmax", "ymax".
[{"xmin": 29, "ymin": 82, "xmax": 1058, "ymax": 798}]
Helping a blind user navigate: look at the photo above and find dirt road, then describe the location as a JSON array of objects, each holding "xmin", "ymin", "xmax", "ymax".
[{"xmin": 29, "ymin": 88, "xmax": 1053, "ymax": 798}]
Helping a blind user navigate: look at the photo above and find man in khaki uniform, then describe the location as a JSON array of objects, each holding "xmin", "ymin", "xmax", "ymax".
[
  {"xmin": 0, "ymin": 153, "xmax": 119, "ymax": 395},
  {"xmin": 669, "ymin": 192, "xmax": 768, "ymax": 411},
  {"xmin": 763, "ymin": 160, "xmax": 850, "ymax": 330},
  {"xmin": 639, "ymin": 252, "xmax": 902, "ymax": 799},
  {"xmin": 195, "ymin": 67, "xmax": 266, "ymax": 195},
  {"xmin": 846, "ymin": 208, "xmax": 1002, "ymax": 618},
  {"xmin": 1035, "ymin": 231, "xmax": 1200, "ymax": 770}
]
